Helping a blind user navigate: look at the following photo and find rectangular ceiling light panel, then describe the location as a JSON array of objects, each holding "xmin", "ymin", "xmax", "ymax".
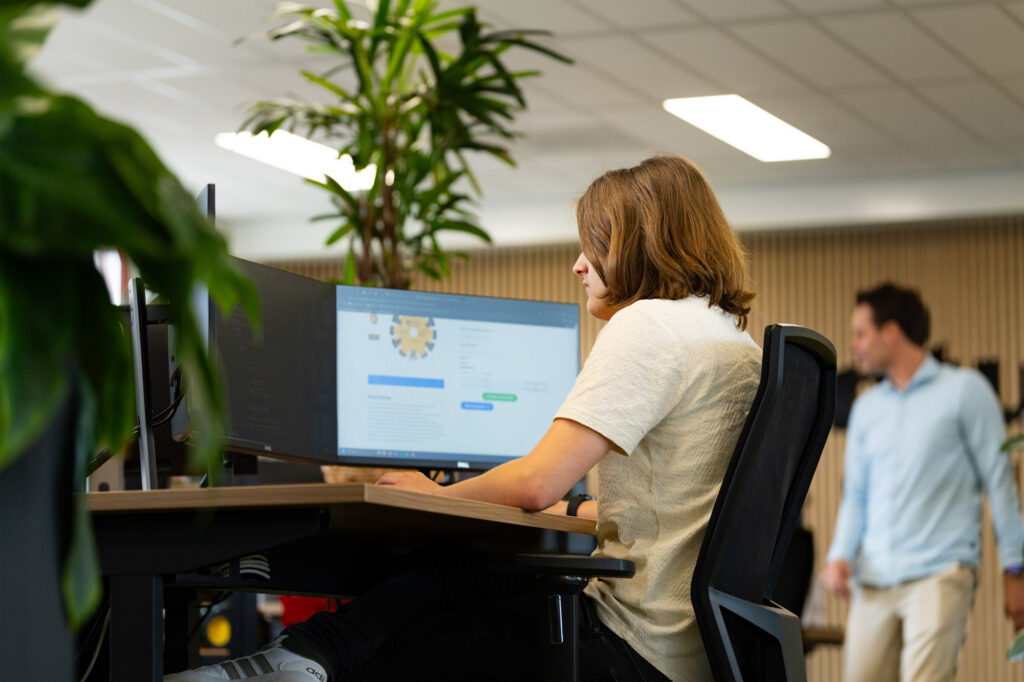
[
  {"xmin": 215, "ymin": 130, "xmax": 375, "ymax": 190},
  {"xmin": 662, "ymin": 94, "xmax": 831, "ymax": 162}
]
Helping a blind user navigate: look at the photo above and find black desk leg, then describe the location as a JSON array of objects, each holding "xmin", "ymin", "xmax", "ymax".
[
  {"xmin": 543, "ymin": 593, "xmax": 580, "ymax": 682},
  {"xmin": 164, "ymin": 588, "xmax": 201, "ymax": 674},
  {"xmin": 109, "ymin": 574, "xmax": 163, "ymax": 682}
]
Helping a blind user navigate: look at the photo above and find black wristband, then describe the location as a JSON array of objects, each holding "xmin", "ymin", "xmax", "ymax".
[{"xmin": 566, "ymin": 494, "xmax": 594, "ymax": 517}]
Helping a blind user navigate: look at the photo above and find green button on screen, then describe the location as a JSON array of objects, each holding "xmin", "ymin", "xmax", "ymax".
[{"xmin": 482, "ymin": 393, "xmax": 517, "ymax": 402}]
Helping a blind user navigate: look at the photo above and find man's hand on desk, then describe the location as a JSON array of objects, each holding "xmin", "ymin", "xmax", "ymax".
[{"xmin": 375, "ymin": 470, "xmax": 444, "ymax": 495}]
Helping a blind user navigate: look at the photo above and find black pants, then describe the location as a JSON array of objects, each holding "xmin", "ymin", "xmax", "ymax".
[{"xmin": 286, "ymin": 547, "xmax": 669, "ymax": 682}]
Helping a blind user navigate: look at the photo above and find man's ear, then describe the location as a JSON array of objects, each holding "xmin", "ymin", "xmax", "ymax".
[{"xmin": 880, "ymin": 319, "xmax": 904, "ymax": 345}]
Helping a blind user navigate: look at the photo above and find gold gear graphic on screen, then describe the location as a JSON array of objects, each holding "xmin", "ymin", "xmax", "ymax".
[{"xmin": 390, "ymin": 315, "xmax": 436, "ymax": 358}]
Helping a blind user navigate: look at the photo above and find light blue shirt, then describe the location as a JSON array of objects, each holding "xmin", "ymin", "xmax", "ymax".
[{"xmin": 827, "ymin": 355, "xmax": 1024, "ymax": 587}]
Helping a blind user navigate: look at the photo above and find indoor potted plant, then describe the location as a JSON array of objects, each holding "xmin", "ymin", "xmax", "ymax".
[
  {"xmin": 242, "ymin": 0, "xmax": 571, "ymax": 288},
  {"xmin": 0, "ymin": 4, "xmax": 257, "ymax": 678}
]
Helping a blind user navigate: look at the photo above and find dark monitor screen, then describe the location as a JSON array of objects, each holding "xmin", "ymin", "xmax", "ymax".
[
  {"xmin": 335, "ymin": 286, "xmax": 580, "ymax": 470},
  {"xmin": 212, "ymin": 259, "xmax": 337, "ymax": 464}
]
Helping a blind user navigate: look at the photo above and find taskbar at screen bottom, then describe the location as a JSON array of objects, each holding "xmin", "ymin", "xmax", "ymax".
[{"xmin": 335, "ymin": 448, "xmax": 518, "ymax": 471}]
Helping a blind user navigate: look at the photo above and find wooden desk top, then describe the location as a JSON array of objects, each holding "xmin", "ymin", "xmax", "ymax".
[{"xmin": 86, "ymin": 482, "xmax": 596, "ymax": 537}]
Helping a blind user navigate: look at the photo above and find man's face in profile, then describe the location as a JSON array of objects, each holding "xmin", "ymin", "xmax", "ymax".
[{"xmin": 850, "ymin": 303, "xmax": 888, "ymax": 376}]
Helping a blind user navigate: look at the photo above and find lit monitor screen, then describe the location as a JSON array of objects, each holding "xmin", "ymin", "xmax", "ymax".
[{"xmin": 336, "ymin": 287, "xmax": 580, "ymax": 470}]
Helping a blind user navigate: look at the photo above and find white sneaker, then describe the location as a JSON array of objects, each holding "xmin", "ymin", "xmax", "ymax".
[{"xmin": 164, "ymin": 636, "xmax": 327, "ymax": 682}]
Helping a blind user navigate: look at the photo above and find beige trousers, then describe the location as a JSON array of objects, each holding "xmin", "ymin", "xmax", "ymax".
[{"xmin": 843, "ymin": 563, "xmax": 977, "ymax": 682}]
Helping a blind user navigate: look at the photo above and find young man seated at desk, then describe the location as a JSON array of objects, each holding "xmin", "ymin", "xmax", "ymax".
[{"xmin": 167, "ymin": 155, "xmax": 763, "ymax": 682}]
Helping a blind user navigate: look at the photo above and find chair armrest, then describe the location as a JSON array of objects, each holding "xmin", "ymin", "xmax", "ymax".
[{"xmin": 489, "ymin": 553, "xmax": 635, "ymax": 579}]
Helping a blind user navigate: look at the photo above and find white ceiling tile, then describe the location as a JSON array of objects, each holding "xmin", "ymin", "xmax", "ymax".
[
  {"xmin": 731, "ymin": 19, "xmax": 891, "ymax": 88},
  {"xmin": 597, "ymin": 106, "xmax": 764, "ymax": 163},
  {"xmin": 455, "ymin": 155, "xmax": 565, "ymax": 199},
  {"xmin": 786, "ymin": 0, "xmax": 888, "ymax": 12},
  {"xmin": 518, "ymin": 118, "xmax": 645, "ymax": 158},
  {"xmin": 35, "ymin": 13, "xmax": 185, "ymax": 72},
  {"xmin": 836, "ymin": 87, "xmax": 979, "ymax": 150},
  {"xmin": 160, "ymin": 72, "xmax": 269, "ymax": 117},
  {"xmin": 67, "ymin": 79, "xmax": 221, "ymax": 137},
  {"xmin": 888, "ymin": 0, "xmax": 982, "ymax": 5},
  {"xmin": 1006, "ymin": 2, "xmax": 1024, "ymax": 24},
  {"xmin": 501, "ymin": 49, "xmax": 649, "ymax": 109},
  {"xmin": 27, "ymin": 42, "xmax": 109, "ymax": 80},
  {"xmin": 834, "ymin": 87, "xmax": 1013, "ymax": 170},
  {"xmin": 129, "ymin": 0, "xmax": 239, "ymax": 40},
  {"xmin": 567, "ymin": 0, "xmax": 699, "ymax": 30},
  {"xmin": 173, "ymin": 0, "xmax": 345, "ymax": 36},
  {"xmin": 642, "ymin": 26, "xmax": 804, "ymax": 94},
  {"xmin": 821, "ymin": 11, "xmax": 974, "ymax": 82},
  {"xmin": 562, "ymin": 35, "xmax": 715, "ymax": 100},
  {"xmin": 230, "ymin": 64, "xmax": 336, "ymax": 107},
  {"xmin": 530, "ymin": 149, "xmax": 658, "ymax": 186},
  {"xmin": 514, "ymin": 88, "xmax": 575, "ymax": 117},
  {"xmin": 913, "ymin": 4, "xmax": 1024, "ymax": 76},
  {"xmin": 80, "ymin": 14, "xmax": 197, "ymax": 67},
  {"xmin": 478, "ymin": 0, "xmax": 608, "ymax": 35},
  {"xmin": 917, "ymin": 80, "xmax": 1024, "ymax": 143},
  {"xmin": 675, "ymin": 0, "xmax": 793, "ymax": 22},
  {"xmin": 1003, "ymin": 77, "xmax": 1024, "ymax": 106},
  {"xmin": 514, "ymin": 108, "xmax": 597, "ymax": 136},
  {"xmin": 711, "ymin": 157, "xmax": 861, "ymax": 186},
  {"xmin": 83, "ymin": 0, "xmax": 261, "ymax": 66}
]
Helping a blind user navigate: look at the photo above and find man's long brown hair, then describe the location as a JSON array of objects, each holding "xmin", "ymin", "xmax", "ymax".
[{"xmin": 575, "ymin": 155, "xmax": 755, "ymax": 329}]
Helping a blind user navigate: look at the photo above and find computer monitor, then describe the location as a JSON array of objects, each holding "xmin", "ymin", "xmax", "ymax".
[
  {"xmin": 335, "ymin": 287, "xmax": 580, "ymax": 470},
  {"xmin": 119, "ymin": 297, "xmax": 190, "ymax": 489},
  {"xmin": 211, "ymin": 259, "xmax": 338, "ymax": 464},
  {"xmin": 169, "ymin": 184, "xmax": 214, "ymax": 444}
]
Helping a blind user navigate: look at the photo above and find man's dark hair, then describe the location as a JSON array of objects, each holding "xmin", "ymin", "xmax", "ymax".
[{"xmin": 856, "ymin": 282, "xmax": 930, "ymax": 346}]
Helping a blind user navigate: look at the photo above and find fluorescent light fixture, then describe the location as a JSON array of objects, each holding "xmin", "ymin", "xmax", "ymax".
[
  {"xmin": 662, "ymin": 95, "xmax": 830, "ymax": 162},
  {"xmin": 215, "ymin": 130, "xmax": 375, "ymax": 190}
]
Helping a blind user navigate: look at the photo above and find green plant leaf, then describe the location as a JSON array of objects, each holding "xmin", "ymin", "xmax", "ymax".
[
  {"xmin": 249, "ymin": 0, "xmax": 570, "ymax": 288},
  {"xmin": 300, "ymin": 70, "xmax": 355, "ymax": 100},
  {"xmin": 307, "ymin": 175, "xmax": 361, "ymax": 214},
  {"xmin": 2, "ymin": 4, "xmax": 59, "ymax": 65},
  {"xmin": 0, "ymin": 256, "xmax": 75, "ymax": 465},
  {"xmin": 326, "ymin": 221, "xmax": 356, "ymax": 245},
  {"xmin": 341, "ymin": 247, "xmax": 358, "ymax": 284},
  {"xmin": 331, "ymin": 0, "xmax": 353, "ymax": 21},
  {"xmin": 0, "ymin": 1, "xmax": 262, "ymax": 633},
  {"xmin": 424, "ymin": 7, "xmax": 472, "ymax": 25},
  {"xmin": 431, "ymin": 219, "xmax": 492, "ymax": 242},
  {"xmin": 63, "ymin": 494, "xmax": 102, "ymax": 628}
]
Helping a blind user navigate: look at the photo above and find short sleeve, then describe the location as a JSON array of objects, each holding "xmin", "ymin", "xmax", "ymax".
[{"xmin": 554, "ymin": 305, "xmax": 685, "ymax": 455}]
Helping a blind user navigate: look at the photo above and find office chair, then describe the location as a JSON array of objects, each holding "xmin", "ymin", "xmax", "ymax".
[{"xmin": 691, "ymin": 324, "xmax": 836, "ymax": 682}]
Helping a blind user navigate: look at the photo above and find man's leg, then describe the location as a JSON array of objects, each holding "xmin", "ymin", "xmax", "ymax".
[
  {"xmin": 843, "ymin": 584, "xmax": 902, "ymax": 682},
  {"xmin": 899, "ymin": 563, "xmax": 976, "ymax": 682}
]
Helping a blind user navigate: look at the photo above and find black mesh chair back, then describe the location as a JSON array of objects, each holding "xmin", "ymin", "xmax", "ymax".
[{"xmin": 691, "ymin": 324, "xmax": 836, "ymax": 682}]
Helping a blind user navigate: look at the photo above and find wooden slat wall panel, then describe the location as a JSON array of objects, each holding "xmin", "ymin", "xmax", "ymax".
[
  {"xmin": 746, "ymin": 217, "xmax": 1024, "ymax": 682},
  {"xmin": 270, "ymin": 214, "xmax": 1024, "ymax": 682}
]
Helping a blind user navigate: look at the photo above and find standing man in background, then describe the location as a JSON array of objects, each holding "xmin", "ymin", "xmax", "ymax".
[{"xmin": 821, "ymin": 282, "xmax": 1024, "ymax": 682}]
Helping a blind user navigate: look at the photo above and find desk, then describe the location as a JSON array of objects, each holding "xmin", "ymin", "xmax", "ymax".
[{"xmin": 87, "ymin": 483, "xmax": 596, "ymax": 681}]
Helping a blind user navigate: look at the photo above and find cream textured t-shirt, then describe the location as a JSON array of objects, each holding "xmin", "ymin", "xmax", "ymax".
[{"xmin": 555, "ymin": 297, "xmax": 762, "ymax": 681}]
